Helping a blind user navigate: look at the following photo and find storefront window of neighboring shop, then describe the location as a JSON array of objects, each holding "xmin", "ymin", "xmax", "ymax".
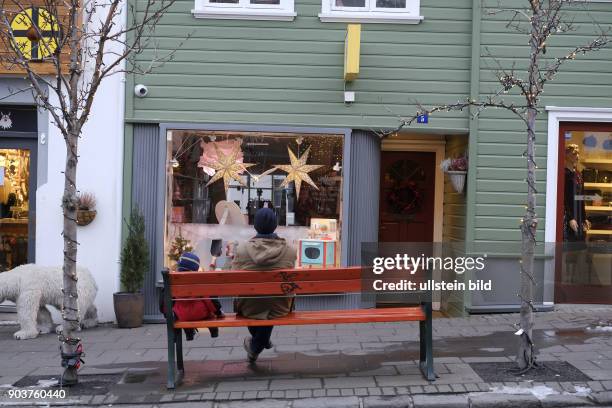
[
  {"xmin": 0, "ymin": 149, "xmax": 30, "ymax": 272},
  {"xmin": 561, "ymin": 128, "xmax": 611, "ymax": 288},
  {"xmin": 164, "ymin": 130, "xmax": 344, "ymax": 270}
]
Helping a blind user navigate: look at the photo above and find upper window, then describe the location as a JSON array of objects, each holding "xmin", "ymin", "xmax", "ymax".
[
  {"xmin": 192, "ymin": 0, "xmax": 296, "ymax": 20},
  {"xmin": 319, "ymin": 0, "xmax": 422, "ymax": 23}
]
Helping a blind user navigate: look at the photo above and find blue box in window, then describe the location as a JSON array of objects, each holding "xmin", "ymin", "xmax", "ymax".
[{"xmin": 298, "ymin": 239, "xmax": 336, "ymax": 267}]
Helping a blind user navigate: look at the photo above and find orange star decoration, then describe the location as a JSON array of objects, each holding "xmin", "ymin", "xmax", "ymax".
[
  {"xmin": 204, "ymin": 143, "xmax": 255, "ymax": 196},
  {"xmin": 275, "ymin": 146, "xmax": 324, "ymax": 199}
]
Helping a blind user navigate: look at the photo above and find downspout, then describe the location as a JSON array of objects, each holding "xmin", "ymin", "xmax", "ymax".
[{"xmin": 464, "ymin": 0, "xmax": 482, "ymax": 310}]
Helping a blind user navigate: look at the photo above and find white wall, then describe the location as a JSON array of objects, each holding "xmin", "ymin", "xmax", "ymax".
[{"xmin": 35, "ymin": 5, "xmax": 126, "ymax": 323}]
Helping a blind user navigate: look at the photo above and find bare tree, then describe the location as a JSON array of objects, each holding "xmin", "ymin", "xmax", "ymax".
[
  {"xmin": 389, "ymin": 0, "xmax": 608, "ymax": 372},
  {"xmin": 0, "ymin": 0, "xmax": 180, "ymax": 385}
]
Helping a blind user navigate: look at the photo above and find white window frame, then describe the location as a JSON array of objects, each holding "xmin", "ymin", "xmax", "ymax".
[
  {"xmin": 192, "ymin": 0, "xmax": 296, "ymax": 21},
  {"xmin": 320, "ymin": 0, "xmax": 422, "ymax": 23}
]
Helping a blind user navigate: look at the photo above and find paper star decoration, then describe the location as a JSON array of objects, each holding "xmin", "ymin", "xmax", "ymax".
[
  {"xmin": 204, "ymin": 143, "xmax": 255, "ymax": 196},
  {"xmin": 275, "ymin": 146, "xmax": 324, "ymax": 199}
]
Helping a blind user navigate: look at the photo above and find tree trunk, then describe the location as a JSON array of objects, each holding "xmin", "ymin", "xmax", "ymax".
[
  {"xmin": 517, "ymin": 6, "xmax": 541, "ymax": 368},
  {"xmin": 517, "ymin": 105, "xmax": 538, "ymax": 369},
  {"xmin": 60, "ymin": 129, "xmax": 80, "ymax": 385}
]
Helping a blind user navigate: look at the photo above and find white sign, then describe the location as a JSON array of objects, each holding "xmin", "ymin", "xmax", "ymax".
[{"xmin": 575, "ymin": 194, "xmax": 602, "ymax": 201}]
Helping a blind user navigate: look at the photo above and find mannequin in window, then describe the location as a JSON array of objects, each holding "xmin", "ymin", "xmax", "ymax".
[
  {"xmin": 563, "ymin": 144, "xmax": 591, "ymax": 283},
  {"xmin": 564, "ymin": 144, "xmax": 590, "ymax": 241}
]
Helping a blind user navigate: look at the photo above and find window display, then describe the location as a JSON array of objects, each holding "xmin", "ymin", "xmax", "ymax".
[
  {"xmin": 0, "ymin": 149, "xmax": 30, "ymax": 271},
  {"xmin": 561, "ymin": 129, "xmax": 611, "ymax": 286},
  {"xmin": 165, "ymin": 131, "xmax": 344, "ymax": 270}
]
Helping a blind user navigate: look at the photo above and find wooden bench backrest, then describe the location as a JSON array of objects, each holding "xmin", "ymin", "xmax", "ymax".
[{"xmin": 165, "ymin": 267, "xmax": 363, "ymax": 298}]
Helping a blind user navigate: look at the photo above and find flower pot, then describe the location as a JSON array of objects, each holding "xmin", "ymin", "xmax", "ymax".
[
  {"xmin": 447, "ymin": 170, "xmax": 467, "ymax": 193},
  {"xmin": 76, "ymin": 210, "xmax": 97, "ymax": 226},
  {"xmin": 113, "ymin": 292, "xmax": 144, "ymax": 328}
]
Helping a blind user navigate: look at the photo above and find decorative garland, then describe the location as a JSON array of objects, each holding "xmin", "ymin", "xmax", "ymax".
[{"xmin": 386, "ymin": 180, "xmax": 423, "ymax": 215}]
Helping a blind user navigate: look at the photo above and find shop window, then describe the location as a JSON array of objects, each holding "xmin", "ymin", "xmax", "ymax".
[
  {"xmin": 165, "ymin": 131, "xmax": 344, "ymax": 270},
  {"xmin": 0, "ymin": 149, "xmax": 30, "ymax": 272},
  {"xmin": 319, "ymin": 0, "xmax": 422, "ymax": 23},
  {"xmin": 560, "ymin": 128, "xmax": 611, "ymax": 287},
  {"xmin": 192, "ymin": 0, "xmax": 296, "ymax": 21}
]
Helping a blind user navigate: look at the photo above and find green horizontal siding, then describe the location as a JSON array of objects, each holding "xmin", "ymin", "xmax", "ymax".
[
  {"xmin": 129, "ymin": 0, "xmax": 473, "ymax": 129},
  {"xmin": 473, "ymin": 0, "xmax": 612, "ymax": 245}
]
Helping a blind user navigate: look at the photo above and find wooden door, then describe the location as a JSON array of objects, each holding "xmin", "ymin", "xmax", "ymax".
[
  {"xmin": 555, "ymin": 122, "xmax": 612, "ymax": 304},
  {"xmin": 379, "ymin": 151, "xmax": 436, "ymax": 242}
]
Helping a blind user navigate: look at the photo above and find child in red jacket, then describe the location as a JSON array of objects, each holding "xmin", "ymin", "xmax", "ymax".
[{"xmin": 161, "ymin": 252, "xmax": 223, "ymax": 340}]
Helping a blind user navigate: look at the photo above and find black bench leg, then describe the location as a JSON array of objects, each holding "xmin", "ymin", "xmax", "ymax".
[
  {"xmin": 166, "ymin": 323, "xmax": 177, "ymax": 389},
  {"xmin": 419, "ymin": 303, "xmax": 437, "ymax": 381},
  {"xmin": 176, "ymin": 329, "xmax": 185, "ymax": 384}
]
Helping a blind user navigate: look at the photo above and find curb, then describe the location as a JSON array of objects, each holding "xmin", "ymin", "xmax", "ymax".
[{"xmin": 1, "ymin": 391, "xmax": 607, "ymax": 407}]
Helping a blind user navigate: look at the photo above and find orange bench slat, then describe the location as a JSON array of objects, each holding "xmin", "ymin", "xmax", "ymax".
[
  {"xmin": 170, "ymin": 279, "xmax": 363, "ymax": 297},
  {"xmin": 173, "ymin": 307, "xmax": 426, "ymax": 329},
  {"xmin": 168, "ymin": 267, "xmax": 363, "ymax": 285}
]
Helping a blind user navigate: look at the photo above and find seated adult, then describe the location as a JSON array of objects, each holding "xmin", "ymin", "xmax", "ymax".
[{"xmin": 232, "ymin": 208, "xmax": 296, "ymax": 362}]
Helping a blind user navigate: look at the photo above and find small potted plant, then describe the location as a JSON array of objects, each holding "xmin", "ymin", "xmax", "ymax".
[
  {"xmin": 76, "ymin": 192, "xmax": 97, "ymax": 226},
  {"xmin": 168, "ymin": 228, "xmax": 193, "ymax": 267},
  {"xmin": 440, "ymin": 156, "xmax": 468, "ymax": 193},
  {"xmin": 114, "ymin": 207, "xmax": 149, "ymax": 328}
]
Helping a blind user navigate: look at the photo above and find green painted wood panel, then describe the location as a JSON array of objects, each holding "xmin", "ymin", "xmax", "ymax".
[
  {"xmin": 473, "ymin": 1, "xmax": 612, "ymax": 245},
  {"xmin": 128, "ymin": 0, "xmax": 474, "ymax": 129}
]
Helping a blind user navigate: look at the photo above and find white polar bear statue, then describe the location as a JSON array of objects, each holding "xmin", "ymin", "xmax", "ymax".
[{"xmin": 0, "ymin": 264, "xmax": 98, "ymax": 340}]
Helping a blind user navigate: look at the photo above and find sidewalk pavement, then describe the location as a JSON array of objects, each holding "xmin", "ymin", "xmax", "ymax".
[{"xmin": 0, "ymin": 304, "xmax": 611, "ymax": 407}]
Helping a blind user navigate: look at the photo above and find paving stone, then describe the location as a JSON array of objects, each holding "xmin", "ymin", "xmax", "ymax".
[
  {"xmin": 292, "ymin": 396, "xmax": 360, "ymax": 408},
  {"xmin": 376, "ymin": 375, "xmax": 427, "ymax": 387},
  {"xmin": 437, "ymin": 384, "xmax": 452, "ymax": 393},
  {"xmin": 325, "ymin": 376, "xmax": 376, "ymax": 388},
  {"xmin": 363, "ymin": 395, "xmax": 413, "ymax": 408},
  {"xmin": 423, "ymin": 385, "xmax": 437, "ymax": 393},
  {"xmin": 327, "ymin": 389, "xmax": 341, "ymax": 396},
  {"xmin": 312, "ymin": 389, "xmax": 325, "ymax": 397},
  {"xmin": 187, "ymin": 393, "xmax": 202, "ymax": 401},
  {"xmin": 257, "ymin": 391, "xmax": 272, "ymax": 398},
  {"xmin": 368, "ymin": 387, "xmax": 382, "ymax": 396},
  {"xmin": 355, "ymin": 388, "xmax": 368, "ymax": 396},
  {"xmin": 463, "ymin": 383, "xmax": 480, "ymax": 392},
  {"xmin": 469, "ymin": 393, "xmax": 540, "ymax": 408},
  {"xmin": 215, "ymin": 392, "xmax": 230, "ymax": 400},
  {"xmin": 298, "ymin": 390, "xmax": 313, "ymax": 398},
  {"xmin": 591, "ymin": 391, "xmax": 612, "ymax": 405},
  {"xmin": 410, "ymin": 385, "xmax": 424, "ymax": 394},
  {"xmin": 160, "ymin": 394, "xmax": 175, "ymax": 402},
  {"xmin": 450, "ymin": 384, "xmax": 466, "ymax": 393},
  {"xmin": 270, "ymin": 378, "xmax": 321, "ymax": 390},
  {"xmin": 271, "ymin": 391, "xmax": 285, "ymax": 398},
  {"xmin": 216, "ymin": 380, "xmax": 269, "ymax": 392},
  {"xmin": 341, "ymin": 389, "xmax": 354, "ymax": 396},
  {"xmin": 286, "ymin": 390, "xmax": 299, "ymax": 398},
  {"xmin": 412, "ymin": 394, "xmax": 469, "ymax": 408},
  {"xmin": 243, "ymin": 391, "xmax": 258, "ymax": 399},
  {"xmin": 217, "ymin": 399, "xmax": 286, "ymax": 408}
]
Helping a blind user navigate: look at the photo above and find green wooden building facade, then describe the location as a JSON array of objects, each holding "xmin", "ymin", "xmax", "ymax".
[{"xmin": 123, "ymin": 0, "xmax": 612, "ymax": 318}]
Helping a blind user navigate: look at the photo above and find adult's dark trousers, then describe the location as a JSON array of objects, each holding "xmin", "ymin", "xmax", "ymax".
[{"xmin": 248, "ymin": 326, "xmax": 273, "ymax": 354}]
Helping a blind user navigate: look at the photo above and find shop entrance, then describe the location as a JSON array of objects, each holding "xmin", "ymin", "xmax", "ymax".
[
  {"xmin": 378, "ymin": 151, "xmax": 436, "ymax": 242},
  {"xmin": 555, "ymin": 122, "xmax": 611, "ymax": 304}
]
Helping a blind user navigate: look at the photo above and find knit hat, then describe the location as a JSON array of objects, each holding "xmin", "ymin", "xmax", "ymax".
[
  {"xmin": 177, "ymin": 252, "xmax": 200, "ymax": 272},
  {"xmin": 254, "ymin": 208, "xmax": 278, "ymax": 235}
]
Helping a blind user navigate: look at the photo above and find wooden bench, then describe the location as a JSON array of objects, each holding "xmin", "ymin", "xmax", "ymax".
[{"xmin": 161, "ymin": 266, "xmax": 434, "ymax": 389}]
